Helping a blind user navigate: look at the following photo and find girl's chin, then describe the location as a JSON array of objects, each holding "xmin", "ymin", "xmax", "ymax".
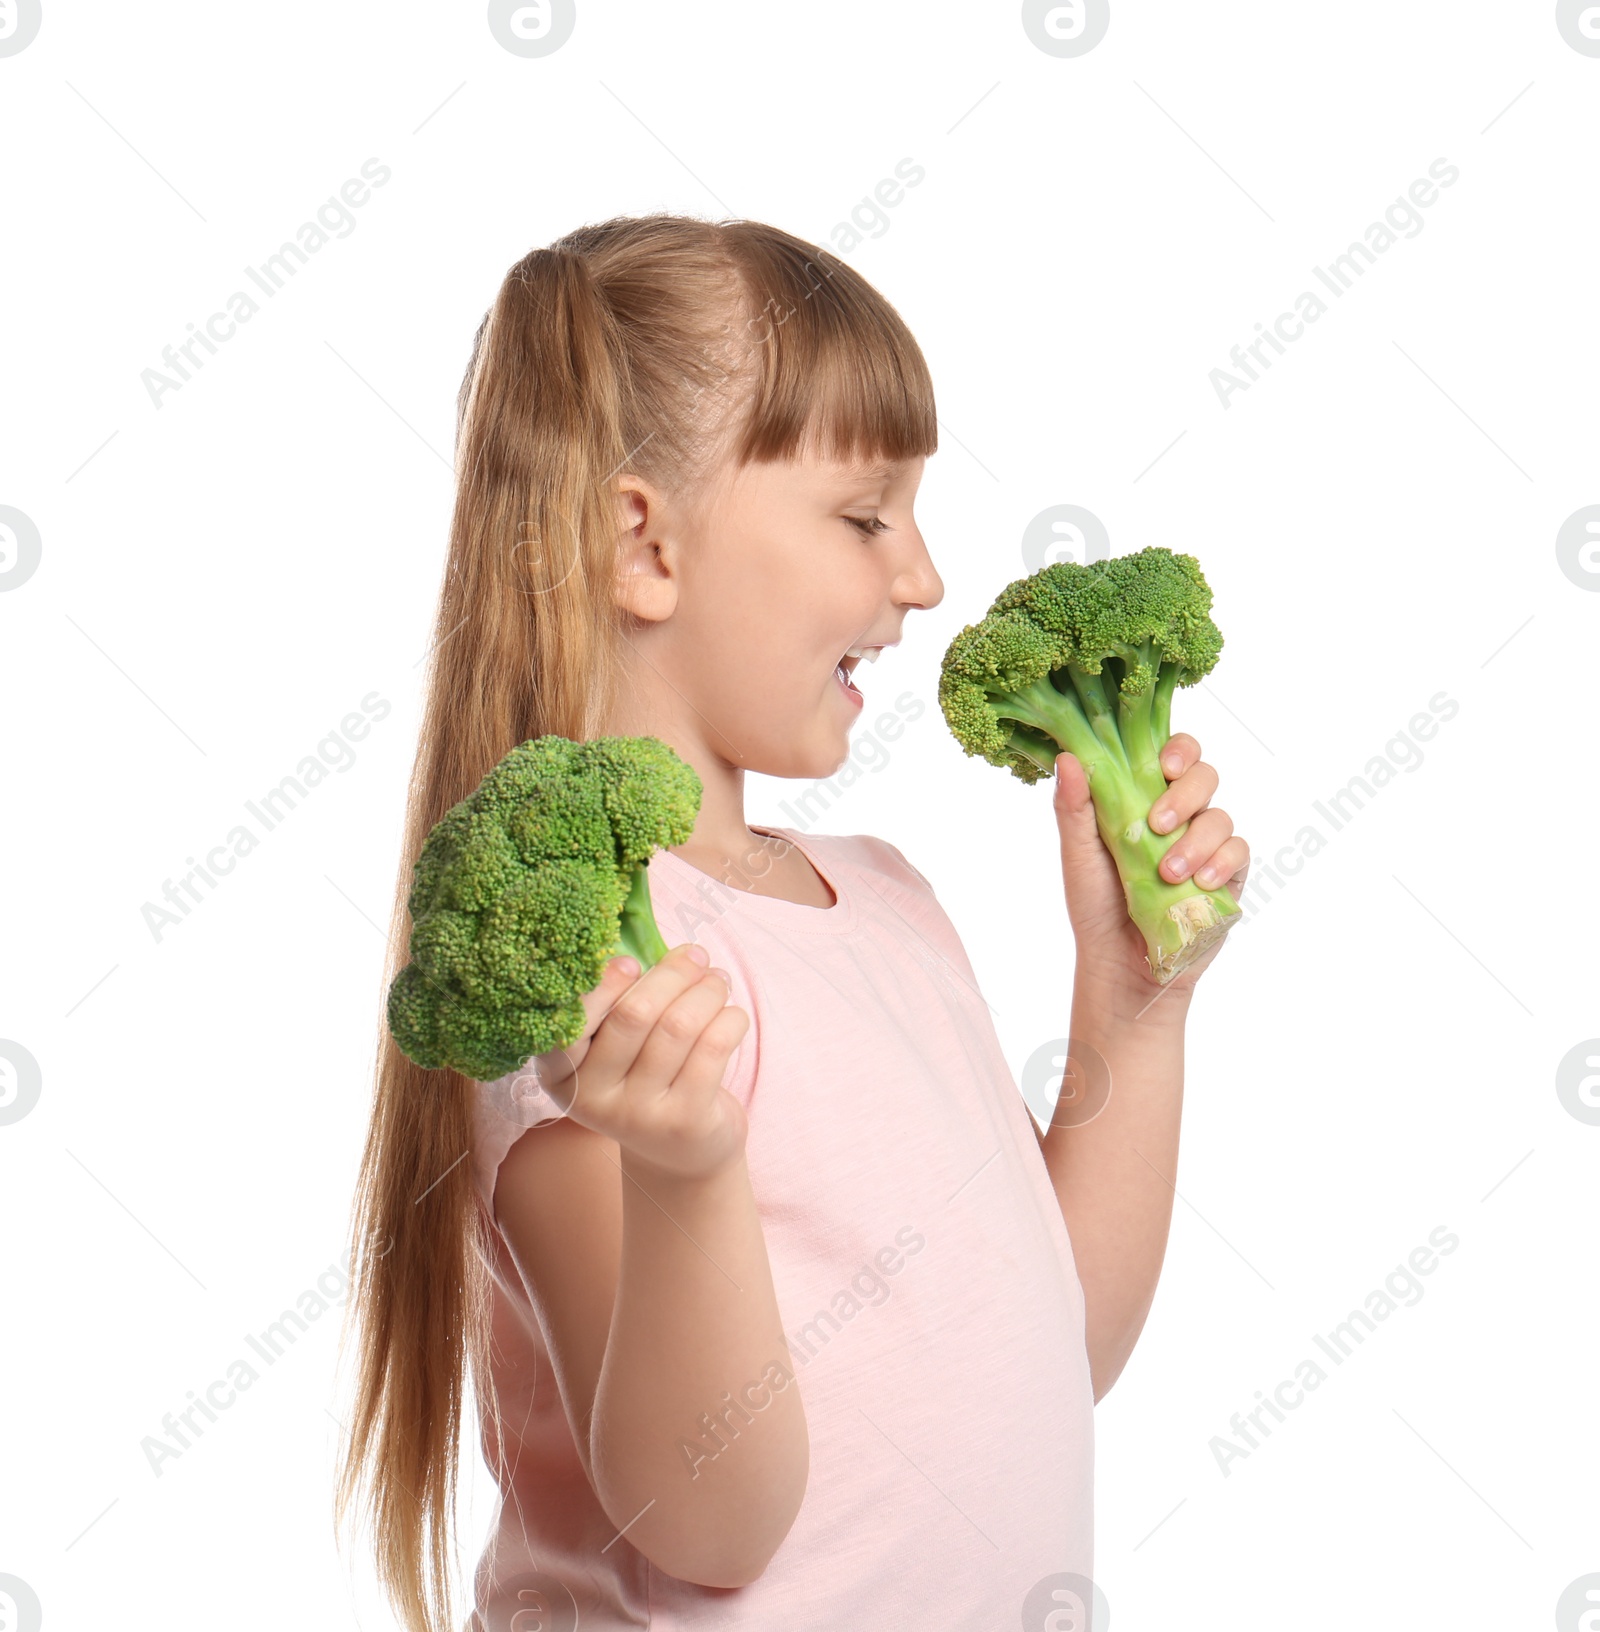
[
  {"xmin": 789, "ymin": 731, "xmax": 855, "ymax": 785},
  {"xmin": 737, "ymin": 707, "xmax": 857, "ymax": 782}
]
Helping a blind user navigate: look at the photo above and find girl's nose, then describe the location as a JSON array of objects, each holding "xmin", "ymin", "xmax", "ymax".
[{"xmin": 896, "ymin": 529, "xmax": 944, "ymax": 611}]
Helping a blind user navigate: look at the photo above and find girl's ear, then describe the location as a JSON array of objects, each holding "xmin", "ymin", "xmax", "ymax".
[{"xmin": 610, "ymin": 475, "xmax": 679, "ymax": 624}]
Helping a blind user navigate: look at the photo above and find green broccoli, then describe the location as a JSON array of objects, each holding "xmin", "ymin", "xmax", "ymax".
[
  {"xmin": 939, "ymin": 546, "xmax": 1242, "ymax": 984},
  {"xmin": 386, "ymin": 734, "xmax": 701, "ymax": 1081}
]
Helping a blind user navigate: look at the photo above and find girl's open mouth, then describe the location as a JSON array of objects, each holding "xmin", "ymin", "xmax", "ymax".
[{"xmin": 835, "ymin": 645, "xmax": 882, "ymax": 708}]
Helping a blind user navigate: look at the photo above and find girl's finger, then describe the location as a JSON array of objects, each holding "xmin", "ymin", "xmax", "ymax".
[
  {"xmin": 668, "ymin": 1002, "xmax": 750, "ymax": 1098},
  {"xmin": 626, "ymin": 971, "xmax": 735, "ymax": 1089},
  {"xmin": 1159, "ymin": 733, "xmax": 1202, "ymax": 780},
  {"xmin": 1150, "ymin": 759, "xmax": 1219, "ymax": 834},
  {"xmin": 1159, "ymin": 807, "xmax": 1235, "ymax": 882},
  {"xmin": 581, "ymin": 943, "xmax": 712, "ymax": 1080},
  {"xmin": 1194, "ymin": 834, "xmax": 1251, "ymax": 894},
  {"xmin": 539, "ymin": 953, "xmax": 655, "ymax": 1086},
  {"xmin": 578, "ymin": 954, "xmax": 646, "ymax": 1035}
]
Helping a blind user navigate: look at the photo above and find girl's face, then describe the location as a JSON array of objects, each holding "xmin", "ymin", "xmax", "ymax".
[{"xmin": 613, "ymin": 450, "xmax": 943, "ymax": 782}]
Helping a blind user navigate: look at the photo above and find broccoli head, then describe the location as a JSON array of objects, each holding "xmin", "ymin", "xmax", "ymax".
[
  {"xmin": 386, "ymin": 734, "xmax": 701, "ymax": 1080},
  {"xmin": 939, "ymin": 546, "xmax": 1241, "ymax": 983}
]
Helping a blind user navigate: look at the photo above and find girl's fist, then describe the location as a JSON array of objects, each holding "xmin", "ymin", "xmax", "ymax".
[{"xmin": 511, "ymin": 943, "xmax": 751, "ymax": 1181}]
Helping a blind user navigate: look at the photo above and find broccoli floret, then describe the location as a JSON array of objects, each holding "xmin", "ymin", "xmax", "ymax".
[
  {"xmin": 939, "ymin": 547, "xmax": 1241, "ymax": 984},
  {"xmin": 386, "ymin": 734, "xmax": 701, "ymax": 1080}
]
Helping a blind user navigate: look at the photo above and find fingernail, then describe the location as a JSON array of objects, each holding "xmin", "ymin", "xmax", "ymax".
[
  {"xmin": 709, "ymin": 967, "xmax": 731, "ymax": 984},
  {"xmin": 1164, "ymin": 754, "xmax": 1181, "ymax": 773},
  {"xmin": 1166, "ymin": 853, "xmax": 1189, "ymax": 878},
  {"xmin": 612, "ymin": 955, "xmax": 640, "ymax": 977},
  {"xmin": 1196, "ymin": 866, "xmax": 1218, "ymax": 886},
  {"xmin": 1151, "ymin": 809, "xmax": 1173, "ymax": 833},
  {"xmin": 685, "ymin": 943, "xmax": 710, "ymax": 965}
]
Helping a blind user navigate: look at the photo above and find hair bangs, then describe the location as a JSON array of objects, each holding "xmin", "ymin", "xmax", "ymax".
[{"xmin": 719, "ymin": 226, "xmax": 939, "ymax": 474}]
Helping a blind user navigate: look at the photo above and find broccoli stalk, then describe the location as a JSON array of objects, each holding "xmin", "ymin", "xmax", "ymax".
[
  {"xmin": 616, "ymin": 860, "xmax": 671, "ymax": 969},
  {"xmin": 939, "ymin": 548, "xmax": 1242, "ymax": 984}
]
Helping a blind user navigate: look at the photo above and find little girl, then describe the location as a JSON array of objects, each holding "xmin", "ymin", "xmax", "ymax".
[{"xmin": 336, "ymin": 215, "xmax": 1249, "ymax": 1632}]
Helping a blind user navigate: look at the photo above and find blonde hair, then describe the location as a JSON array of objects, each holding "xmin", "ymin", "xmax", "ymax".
[{"xmin": 333, "ymin": 214, "xmax": 937, "ymax": 1632}]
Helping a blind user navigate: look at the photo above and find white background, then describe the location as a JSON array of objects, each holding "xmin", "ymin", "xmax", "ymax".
[{"xmin": 3, "ymin": 3, "xmax": 1596, "ymax": 1628}]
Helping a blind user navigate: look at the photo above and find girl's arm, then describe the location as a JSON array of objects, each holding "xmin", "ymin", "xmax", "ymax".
[
  {"xmin": 1035, "ymin": 973, "xmax": 1191, "ymax": 1401},
  {"xmin": 1037, "ymin": 735, "xmax": 1251, "ymax": 1401},
  {"xmin": 493, "ymin": 946, "xmax": 809, "ymax": 1588}
]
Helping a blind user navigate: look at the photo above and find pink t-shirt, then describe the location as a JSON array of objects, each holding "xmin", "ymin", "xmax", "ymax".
[{"xmin": 465, "ymin": 827, "xmax": 1094, "ymax": 1631}]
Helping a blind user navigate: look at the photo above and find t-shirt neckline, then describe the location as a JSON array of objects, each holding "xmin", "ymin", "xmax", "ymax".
[{"xmin": 652, "ymin": 824, "xmax": 859, "ymax": 934}]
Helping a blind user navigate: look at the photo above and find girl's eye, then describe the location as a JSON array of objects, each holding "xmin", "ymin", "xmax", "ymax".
[{"xmin": 846, "ymin": 515, "xmax": 889, "ymax": 536}]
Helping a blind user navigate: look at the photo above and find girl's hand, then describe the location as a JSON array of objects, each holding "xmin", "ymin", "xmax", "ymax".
[
  {"xmin": 1052, "ymin": 733, "xmax": 1251, "ymax": 998},
  {"xmin": 519, "ymin": 944, "xmax": 751, "ymax": 1181}
]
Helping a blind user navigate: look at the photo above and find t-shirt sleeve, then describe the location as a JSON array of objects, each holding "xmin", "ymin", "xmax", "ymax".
[{"xmin": 468, "ymin": 1063, "xmax": 567, "ymax": 1220}]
